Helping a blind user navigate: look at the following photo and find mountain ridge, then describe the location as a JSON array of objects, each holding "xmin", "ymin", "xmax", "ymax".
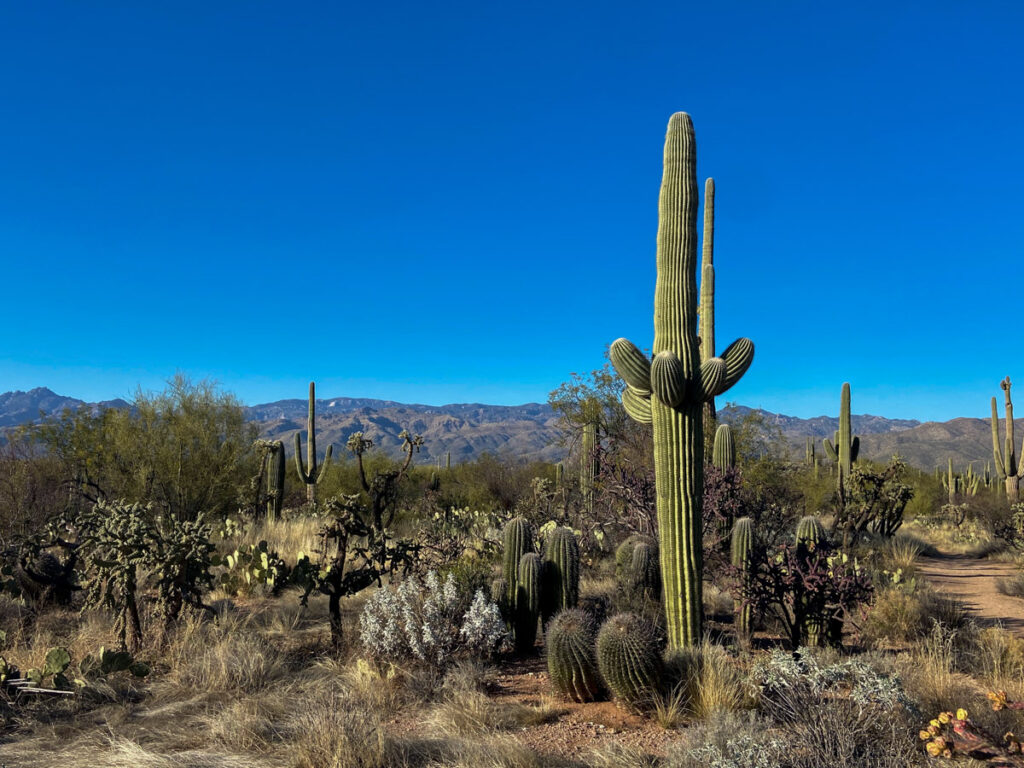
[{"xmin": 0, "ymin": 386, "xmax": 1011, "ymax": 470}]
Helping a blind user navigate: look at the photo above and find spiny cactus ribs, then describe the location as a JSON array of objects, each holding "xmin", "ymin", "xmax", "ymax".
[
  {"xmin": 609, "ymin": 113, "xmax": 754, "ymax": 648},
  {"xmin": 546, "ymin": 608, "xmax": 602, "ymax": 702},
  {"xmin": 596, "ymin": 612, "xmax": 665, "ymax": 708}
]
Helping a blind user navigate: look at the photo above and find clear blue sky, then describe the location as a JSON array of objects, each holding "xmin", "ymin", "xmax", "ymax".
[{"xmin": 2, "ymin": 1, "xmax": 1022, "ymax": 421}]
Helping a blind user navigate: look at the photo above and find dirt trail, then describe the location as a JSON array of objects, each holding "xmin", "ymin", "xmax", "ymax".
[{"xmin": 918, "ymin": 555, "xmax": 1024, "ymax": 636}]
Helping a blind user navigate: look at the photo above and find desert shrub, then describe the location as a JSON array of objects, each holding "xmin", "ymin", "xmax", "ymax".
[
  {"xmin": 750, "ymin": 649, "xmax": 923, "ymax": 767},
  {"xmin": 665, "ymin": 712, "xmax": 790, "ymax": 768},
  {"xmin": 862, "ymin": 582, "xmax": 966, "ymax": 645},
  {"xmin": 359, "ymin": 572, "xmax": 507, "ymax": 672},
  {"xmin": 290, "ymin": 693, "xmax": 406, "ymax": 768},
  {"xmin": 998, "ymin": 572, "xmax": 1024, "ymax": 598}
]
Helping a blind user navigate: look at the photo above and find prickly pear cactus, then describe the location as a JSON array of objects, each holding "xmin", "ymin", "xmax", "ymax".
[
  {"xmin": 596, "ymin": 612, "xmax": 665, "ymax": 709},
  {"xmin": 546, "ymin": 608, "xmax": 602, "ymax": 702},
  {"xmin": 609, "ymin": 113, "xmax": 755, "ymax": 648}
]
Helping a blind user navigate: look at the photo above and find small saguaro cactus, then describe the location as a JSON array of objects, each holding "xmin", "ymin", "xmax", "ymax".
[
  {"xmin": 795, "ymin": 515, "xmax": 827, "ymax": 551},
  {"xmin": 992, "ymin": 377, "xmax": 1024, "ymax": 501},
  {"xmin": 544, "ymin": 527, "xmax": 580, "ymax": 613},
  {"xmin": 805, "ymin": 437, "xmax": 816, "ymax": 466},
  {"xmin": 491, "ymin": 577, "xmax": 512, "ymax": 627},
  {"xmin": 730, "ymin": 516, "xmax": 755, "ymax": 642},
  {"xmin": 546, "ymin": 608, "xmax": 602, "ymax": 702},
  {"xmin": 823, "ymin": 382, "xmax": 860, "ymax": 492},
  {"xmin": 294, "ymin": 382, "xmax": 333, "ymax": 505},
  {"xmin": 608, "ymin": 113, "xmax": 755, "ymax": 649},
  {"xmin": 941, "ymin": 458, "xmax": 960, "ymax": 505},
  {"xmin": 502, "ymin": 517, "xmax": 533, "ymax": 606},
  {"xmin": 596, "ymin": 613, "xmax": 665, "ymax": 709},
  {"xmin": 554, "ymin": 462, "xmax": 564, "ymax": 488},
  {"xmin": 266, "ymin": 440, "xmax": 285, "ymax": 520},
  {"xmin": 446, "ymin": 451, "xmax": 451, "ymax": 470},
  {"xmin": 515, "ymin": 552, "xmax": 543, "ymax": 654},
  {"xmin": 712, "ymin": 423, "xmax": 736, "ymax": 470}
]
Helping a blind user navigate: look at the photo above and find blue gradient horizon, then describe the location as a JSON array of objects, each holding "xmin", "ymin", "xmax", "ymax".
[{"xmin": 2, "ymin": 2, "xmax": 1021, "ymax": 421}]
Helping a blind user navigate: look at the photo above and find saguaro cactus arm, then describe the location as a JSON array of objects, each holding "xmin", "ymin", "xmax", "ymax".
[{"xmin": 608, "ymin": 113, "xmax": 754, "ymax": 648}]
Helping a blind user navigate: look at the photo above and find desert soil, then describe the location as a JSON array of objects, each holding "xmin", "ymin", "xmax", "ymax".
[{"xmin": 919, "ymin": 555, "xmax": 1024, "ymax": 636}]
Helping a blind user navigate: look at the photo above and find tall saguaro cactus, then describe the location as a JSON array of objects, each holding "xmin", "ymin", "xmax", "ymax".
[
  {"xmin": 992, "ymin": 377, "xmax": 1024, "ymax": 500},
  {"xmin": 580, "ymin": 422, "xmax": 598, "ymax": 516},
  {"xmin": 609, "ymin": 113, "xmax": 755, "ymax": 648},
  {"xmin": 294, "ymin": 381, "xmax": 333, "ymax": 505},
  {"xmin": 266, "ymin": 440, "xmax": 285, "ymax": 520},
  {"xmin": 823, "ymin": 382, "xmax": 859, "ymax": 492}
]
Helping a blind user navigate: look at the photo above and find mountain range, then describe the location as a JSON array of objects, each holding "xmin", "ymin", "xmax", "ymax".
[{"xmin": 0, "ymin": 386, "xmax": 1012, "ymax": 471}]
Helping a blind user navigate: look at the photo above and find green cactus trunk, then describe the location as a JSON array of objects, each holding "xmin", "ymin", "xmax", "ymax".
[
  {"xmin": 544, "ymin": 527, "xmax": 580, "ymax": 613},
  {"xmin": 795, "ymin": 515, "xmax": 827, "ymax": 646},
  {"xmin": 502, "ymin": 517, "xmax": 533, "ymax": 607},
  {"xmin": 266, "ymin": 440, "xmax": 285, "ymax": 521},
  {"xmin": 992, "ymin": 377, "xmax": 1024, "ymax": 501},
  {"xmin": 730, "ymin": 517, "xmax": 754, "ymax": 643},
  {"xmin": 294, "ymin": 382, "xmax": 333, "ymax": 505},
  {"xmin": 515, "ymin": 552, "xmax": 543, "ymax": 654},
  {"xmin": 823, "ymin": 382, "xmax": 859, "ymax": 492},
  {"xmin": 609, "ymin": 114, "xmax": 753, "ymax": 648}
]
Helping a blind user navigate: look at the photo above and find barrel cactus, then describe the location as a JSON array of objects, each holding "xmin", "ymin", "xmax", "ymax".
[
  {"xmin": 615, "ymin": 534, "xmax": 657, "ymax": 582},
  {"xmin": 609, "ymin": 113, "xmax": 755, "ymax": 648},
  {"xmin": 596, "ymin": 613, "xmax": 665, "ymax": 709},
  {"xmin": 628, "ymin": 541, "xmax": 662, "ymax": 603},
  {"xmin": 730, "ymin": 517, "xmax": 755, "ymax": 642},
  {"xmin": 546, "ymin": 608, "xmax": 602, "ymax": 702},
  {"xmin": 491, "ymin": 577, "xmax": 511, "ymax": 628},
  {"xmin": 515, "ymin": 552, "xmax": 543, "ymax": 654}
]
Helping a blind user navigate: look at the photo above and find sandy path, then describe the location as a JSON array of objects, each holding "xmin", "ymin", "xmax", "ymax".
[{"xmin": 918, "ymin": 556, "xmax": 1024, "ymax": 636}]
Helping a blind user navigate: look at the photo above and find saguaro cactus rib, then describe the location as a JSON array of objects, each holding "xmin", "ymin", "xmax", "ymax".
[
  {"xmin": 991, "ymin": 377, "xmax": 1024, "ymax": 500},
  {"xmin": 609, "ymin": 113, "xmax": 754, "ymax": 648}
]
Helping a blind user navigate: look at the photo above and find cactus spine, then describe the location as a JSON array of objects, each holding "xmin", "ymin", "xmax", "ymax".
[
  {"xmin": 822, "ymin": 382, "xmax": 859, "ymax": 492},
  {"xmin": 712, "ymin": 423, "xmax": 736, "ymax": 470},
  {"xmin": 266, "ymin": 440, "xmax": 285, "ymax": 520},
  {"xmin": 730, "ymin": 516, "xmax": 754, "ymax": 642},
  {"xmin": 992, "ymin": 377, "xmax": 1024, "ymax": 500},
  {"xmin": 546, "ymin": 608, "xmax": 602, "ymax": 702},
  {"xmin": 515, "ymin": 552, "xmax": 543, "ymax": 654},
  {"xmin": 294, "ymin": 382, "xmax": 333, "ymax": 505},
  {"xmin": 609, "ymin": 113, "xmax": 755, "ymax": 648},
  {"xmin": 544, "ymin": 527, "xmax": 580, "ymax": 613},
  {"xmin": 596, "ymin": 613, "xmax": 665, "ymax": 708}
]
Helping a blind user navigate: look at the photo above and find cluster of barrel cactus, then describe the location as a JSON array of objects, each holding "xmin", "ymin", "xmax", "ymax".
[
  {"xmin": 609, "ymin": 113, "xmax": 755, "ymax": 648},
  {"xmin": 495, "ymin": 518, "xmax": 581, "ymax": 654},
  {"xmin": 545, "ymin": 605, "xmax": 666, "ymax": 710}
]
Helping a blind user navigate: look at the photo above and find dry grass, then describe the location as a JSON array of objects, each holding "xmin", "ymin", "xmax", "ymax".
[{"xmin": 862, "ymin": 583, "xmax": 966, "ymax": 645}]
